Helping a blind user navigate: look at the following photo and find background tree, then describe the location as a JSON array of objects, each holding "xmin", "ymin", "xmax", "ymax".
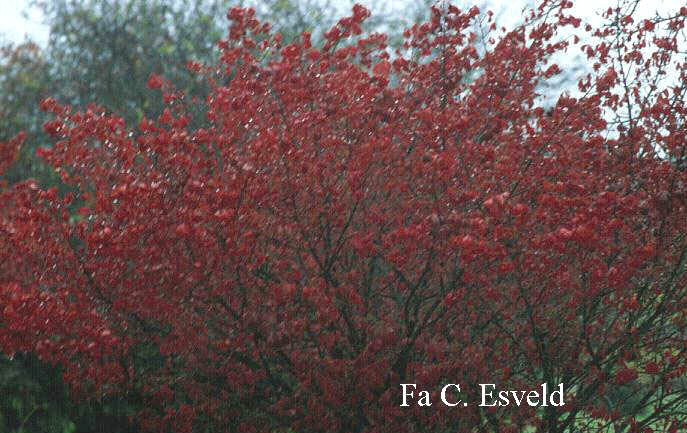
[{"xmin": 0, "ymin": 40, "xmax": 58, "ymax": 187}]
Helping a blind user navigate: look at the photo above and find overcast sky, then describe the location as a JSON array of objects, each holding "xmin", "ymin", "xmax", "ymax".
[{"xmin": 0, "ymin": 0, "xmax": 48, "ymax": 45}]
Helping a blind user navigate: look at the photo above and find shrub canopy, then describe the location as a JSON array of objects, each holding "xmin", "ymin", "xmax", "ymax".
[{"xmin": 1, "ymin": 2, "xmax": 687, "ymax": 432}]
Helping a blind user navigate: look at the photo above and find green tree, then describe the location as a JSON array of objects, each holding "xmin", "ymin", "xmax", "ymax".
[{"xmin": 0, "ymin": 40, "xmax": 57, "ymax": 187}]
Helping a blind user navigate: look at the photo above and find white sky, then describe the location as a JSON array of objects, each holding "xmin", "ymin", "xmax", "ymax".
[{"xmin": 0, "ymin": 0, "xmax": 48, "ymax": 45}]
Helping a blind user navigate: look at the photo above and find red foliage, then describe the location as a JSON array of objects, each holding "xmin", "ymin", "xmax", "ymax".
[
  {"xmin": 0, "ymin": 132, "xmax": 23, "ymax": 184},
  {"xmin": 2, "ymin": 2, "xmax": 687, "ymax": 432}
]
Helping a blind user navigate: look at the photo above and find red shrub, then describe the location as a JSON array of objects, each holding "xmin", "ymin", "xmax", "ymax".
[{"xmin": 2, "ymin": 2, "xmax": 687, "ymax": 432}]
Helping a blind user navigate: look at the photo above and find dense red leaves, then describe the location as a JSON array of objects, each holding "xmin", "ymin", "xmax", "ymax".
[
  {"xmin": 2, "ymin": 2, "xmax": 687, "ymax": 433},
  {"xmin": 0, "ymin": 132, "xmax": 24, "ymax": 182}
]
